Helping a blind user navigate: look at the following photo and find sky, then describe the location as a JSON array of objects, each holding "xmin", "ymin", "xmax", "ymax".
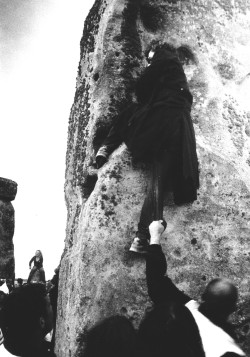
[{"xmin": 0, "ymin": 0, "xmax": 95, "ymax": 279}]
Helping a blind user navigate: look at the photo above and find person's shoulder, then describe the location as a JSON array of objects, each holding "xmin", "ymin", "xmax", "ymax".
[{"xmin": 221, "ymin": 353, "xmax": 245, "ymax": 357}]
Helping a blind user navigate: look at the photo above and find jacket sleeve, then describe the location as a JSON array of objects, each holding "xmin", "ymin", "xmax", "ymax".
[
  {"xmin": 29, "ymin": 256, "xmax": 35, "ymax": 267},
  {"xmin": 146, "ymin": 244, "xmax": 191, "ymax": 305}
]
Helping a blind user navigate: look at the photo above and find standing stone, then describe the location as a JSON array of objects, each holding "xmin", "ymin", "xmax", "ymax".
[
  {"xmin": 56, "ymin": 1, "xmax": 250, "ymax": 356},
  {"xmin": 0, "ymin": 177, "xmax": 17, "ymax": 280}
]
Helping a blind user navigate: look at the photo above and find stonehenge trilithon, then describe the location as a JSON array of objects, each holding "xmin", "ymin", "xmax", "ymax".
[{"xmin": 56, "ymin": 1, "xmax": 250, "ymax": 356}]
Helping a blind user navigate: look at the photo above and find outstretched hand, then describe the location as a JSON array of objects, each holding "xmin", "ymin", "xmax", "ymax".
[{"xmin": 95, "ymin": 155, "xmax": 107, "ymax": 169}]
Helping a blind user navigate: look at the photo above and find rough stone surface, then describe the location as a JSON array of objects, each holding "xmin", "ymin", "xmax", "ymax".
[
  {"xmin": 56, "ymin": 1, "xmax": 250, "ymax": 356},
  {"xmin": 0, "ymin": 177, "xmax": 17, "ymax": 201},
  {"xmin": 0, "ymin": 178, "xmax": 17, "ymax": 280}
]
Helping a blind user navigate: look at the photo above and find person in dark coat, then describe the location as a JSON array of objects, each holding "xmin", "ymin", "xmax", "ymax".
[
  {"xmin": 144, "ymin": 220, "xmax": 245, "ymax": 357},
  {"xmin": 96, "ymin": 43, "xmax": 199, "ymax": 253},
  {"xmin": 1, "ymin": 284, "xmax": 55, "ymax": 357},
  {"xmin": 27, "ymin": 250, "xmax": 45, "ymax": 284}
]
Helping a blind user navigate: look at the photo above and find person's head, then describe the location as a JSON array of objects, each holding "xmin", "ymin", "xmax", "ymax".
[
  {"xmin": 35, "ymin": 250, "xmax": 42, "ymax": 258},
  {"xmin": 54, "ymin": 266, "xmax": 60, "ymax": 275},
  {"xmin": 200, "ymin": 278, "xmax": 238, "ymax": 321},
  {"xmin": 83, "ymin": 315, "xmax": 136, "ymax": 357},
  {"xmin": 176, "ymin": 45, "xmax": 196, "ymax": 65},
  {"xmin": 146, "ymin": 42, "xmax": 196, "ymax": 67},
  {"xmin": 138, "ymin": 302, "xmax": 205, "ymax": 357},
  {"xmin": 1, "ymin": 283, "xmax": 53, "ymax": 356},
  {"xmin": 16, "ymin": 278, "xmax": 23, "ymax": 287},
  {"xmin": 146, "ymin": 42, "xmax": 177, "ymax": 65}
]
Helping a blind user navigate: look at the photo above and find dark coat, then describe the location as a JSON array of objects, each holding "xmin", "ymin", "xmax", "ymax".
[
  {"xmin": 97, "ymin": 49, "xmax": 199, "ymax": 204},
  {"xmin": 29, "ymin": 255, "xmax": 43, "ymax": 269}
]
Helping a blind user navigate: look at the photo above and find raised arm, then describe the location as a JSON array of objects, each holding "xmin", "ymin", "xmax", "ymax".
[
  {"xmin": 146, "ymin": 221, "xmax": 191, "ymax": 305},
  {"xmin": 29, "ymin": 256, "xmax": 35, "ymax": 268}
]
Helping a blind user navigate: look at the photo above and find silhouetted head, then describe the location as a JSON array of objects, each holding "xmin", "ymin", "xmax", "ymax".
[
  {"xmin": 17, "ymin": 278, "xmax": 23, "ymax": 287},
  {"xmin": 2, "ymin": 284, "xmax": 53, "ymax": 356},
  {"xmin": 200, "ymin": 278, "xmax": 238, "ymax": 320},
  {"xmin": 146, "ymin": 42, "xmax": 196, "ymax": 66},
  {"xmin": 138, "ymin": 302, "xmax": 205, "ymax": 357},
  {"xmin": 83, "ymin": 315, "xmax": 136, "ymax": 357}
]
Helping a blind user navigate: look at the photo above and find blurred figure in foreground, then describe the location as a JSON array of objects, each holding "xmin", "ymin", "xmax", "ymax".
[
  {"xmin": 83, "ymin": 315, "xmax": 136, "ymax": 357},
  {"xmin": 143, "ymin": 220, "xmax": 245, "ymax": 357},
  {"xmin": 1, "ymin": 284, "xmax": 55, "ymax": 356}
]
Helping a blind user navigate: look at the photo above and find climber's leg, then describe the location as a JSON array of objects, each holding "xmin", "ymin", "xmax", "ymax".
[{"xmin": 130, "ymin": 151, "xmax": 174, "ymax": 254}]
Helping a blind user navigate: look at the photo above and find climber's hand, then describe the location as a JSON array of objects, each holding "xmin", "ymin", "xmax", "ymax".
[
  {"xmin": 149, "ymin": 220, "xmax": 167, "ymax": 245},
  {"xmin": 95, "ymin": 155, "xmax": 107, "ymax": 169}
]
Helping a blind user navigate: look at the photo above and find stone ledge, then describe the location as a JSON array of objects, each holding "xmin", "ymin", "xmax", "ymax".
[{"xmin": 0, "ymin": 177, "xmax": 18, "ymax": 201}]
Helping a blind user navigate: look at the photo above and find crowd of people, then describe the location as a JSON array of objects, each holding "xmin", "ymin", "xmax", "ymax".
[
  {"xmin": 0, "ymin": 43, "xmax": 246, "ymax": 356},
  {"xmin": 0, "ymin": 222, "xmax": 245, "ymax": 357},
  {"xmin": 0, "ymin": 258, "xmax": 59, "ymax": 357}
]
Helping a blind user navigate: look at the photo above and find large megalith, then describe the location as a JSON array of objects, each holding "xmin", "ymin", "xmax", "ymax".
[
  {"xmin": 0, "ymin": 177, "xmax": 17, "ymax": 280},
  {"xmin": 56, "ymin": 1, "xmax": 250, "ymax": 356}
]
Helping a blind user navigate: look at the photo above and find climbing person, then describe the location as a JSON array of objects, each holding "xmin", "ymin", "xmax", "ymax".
[
  {"xmin": 144, "ymin": 220, "xmax": 245, "ymax": 357},
  {"xmin": 95, "ymin": 43, "xmax": 199, "ymax": 254},
  {"xmin": 27, "ymin": 250, "xmax": 45, "ymax": 284}
]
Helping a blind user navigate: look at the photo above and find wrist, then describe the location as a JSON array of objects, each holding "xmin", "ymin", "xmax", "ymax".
[{"xmin": 150, "ymin": 234, "xmax": 161, "ymax": 245}]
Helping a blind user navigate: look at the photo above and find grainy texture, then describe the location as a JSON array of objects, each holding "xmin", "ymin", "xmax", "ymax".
[
  {"xmin": 0, "ymin": 178, "xmax": 17, "ymax": 280},
  {"xmin": 56, "ymin": 1, "xmax": 250, "ymax": 356}
]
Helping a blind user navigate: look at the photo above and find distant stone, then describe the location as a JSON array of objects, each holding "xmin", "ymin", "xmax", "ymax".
[{"xmin": 0, "ymin": 177, "xmax": 18, "ymax": 201}]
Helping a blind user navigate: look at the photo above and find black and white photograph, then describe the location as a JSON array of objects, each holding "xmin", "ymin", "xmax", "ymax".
[{"xmin": 0, "ymin": 1, "xmax": 250, "ymax": 356}]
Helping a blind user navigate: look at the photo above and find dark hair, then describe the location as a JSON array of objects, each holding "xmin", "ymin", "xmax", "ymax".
[
  {"xmin": 35, "ymin": 250, "xmax": 43, "ymax": 260},
  {"xmin": 145, "ymin": 42, "xmax": 196, "ymax": 66},
  {"xmin": 2, "ymin": 283, "xmax": 48, "ymax": 355},
  {"xmin": 138, "ymin": 302, "xmax": 205, "ymax": 357},
  {"xmin": 17, "ymin": 278, "xmax": 23, "ymax": 285},
  {"xmin": 177, "ymin": 45, "xmax": 197, "ymax": 64},
  {"xmin": 145, "ymin": 42, "xmax": 177, "ymax": 63},
  {"xmin": 83, "ymin": 315, "xmax": 136, "ymax": 357}
]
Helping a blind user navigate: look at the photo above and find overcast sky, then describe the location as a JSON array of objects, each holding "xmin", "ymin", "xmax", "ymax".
[{"xmin": 0, "ymin": 0, "xmax": 95, "ymax": 279}]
